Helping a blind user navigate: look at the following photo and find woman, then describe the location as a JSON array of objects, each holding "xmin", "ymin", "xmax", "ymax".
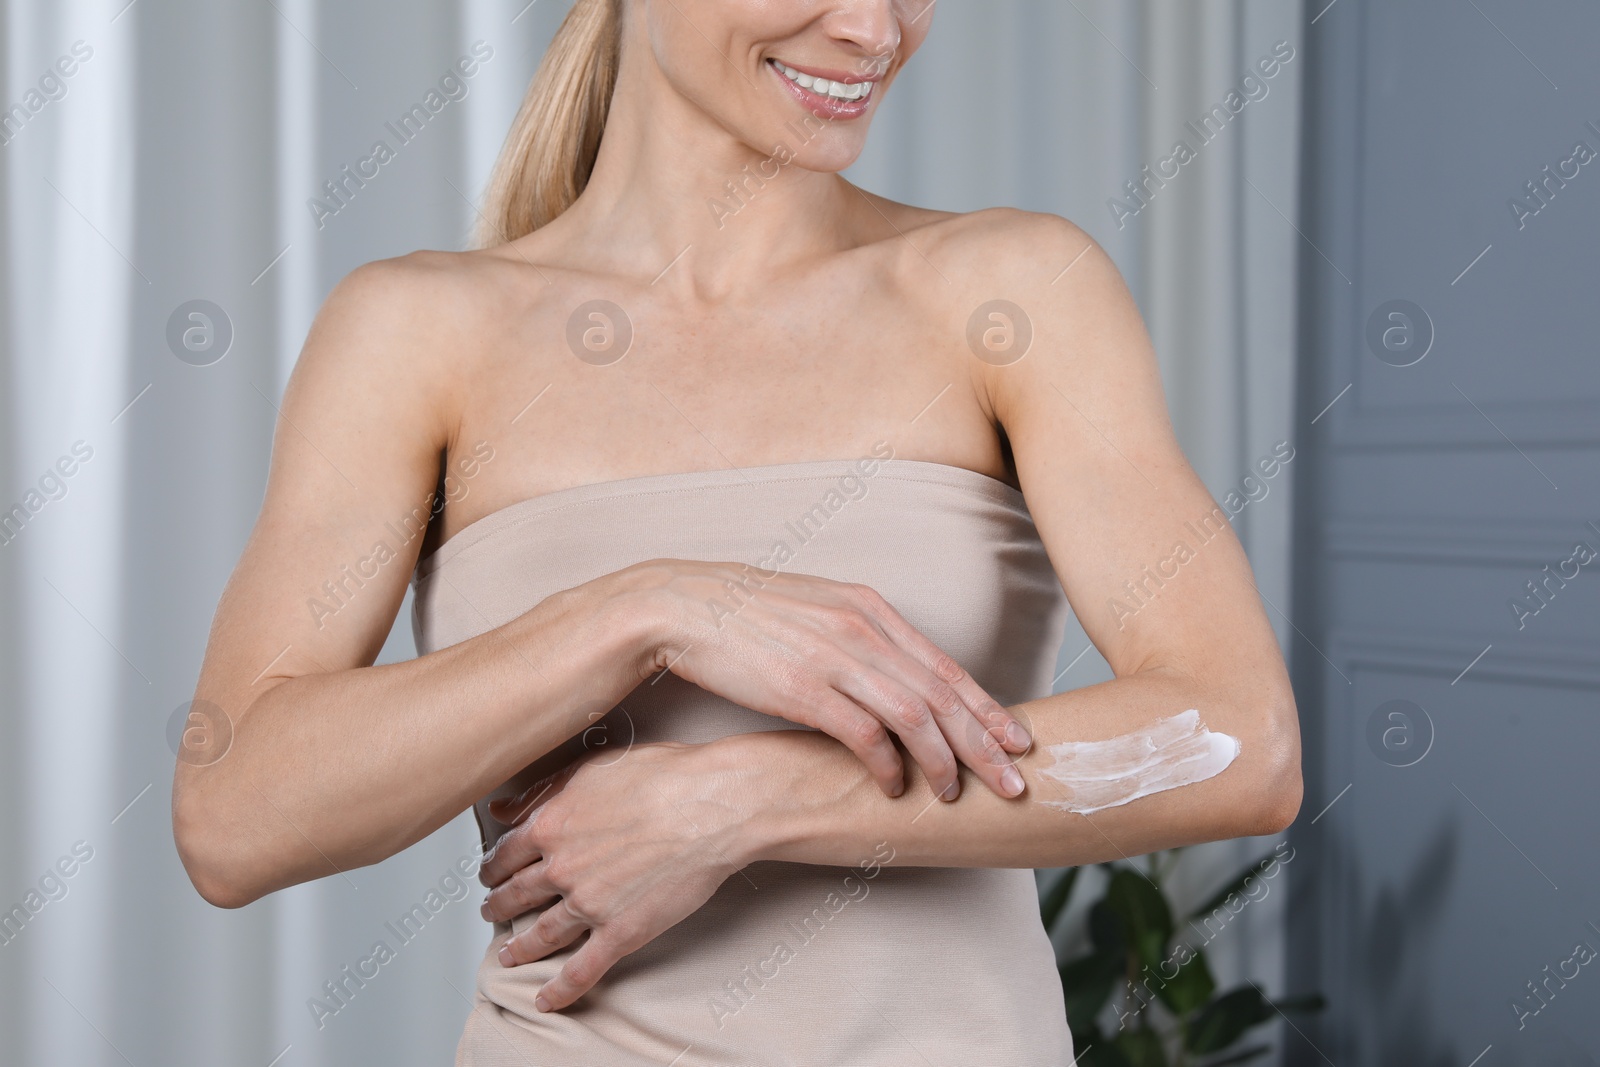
[{"xmin": 174, "ymin": 0, "xmax": 1302, "ymax": 1062}]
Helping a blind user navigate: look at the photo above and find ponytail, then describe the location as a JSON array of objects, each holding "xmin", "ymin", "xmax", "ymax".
[{"xmin": 475, "ymin": 0, "xmax": 621, "ymax": 247}]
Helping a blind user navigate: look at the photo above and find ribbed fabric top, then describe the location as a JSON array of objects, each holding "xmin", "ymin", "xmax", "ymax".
[{"xmin": 412, "ymin": 457, "xmax": 1074, "ymax": 1066}]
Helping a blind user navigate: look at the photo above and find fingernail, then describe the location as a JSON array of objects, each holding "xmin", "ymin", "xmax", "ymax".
[
  {"xmin": 498, "ymin": 945, "xmax": 515, "ymax": 967},
  {"xmin": 1001, "ymin": 765, "xmax": 1025, "ymax": 797},
  {"xmin": 480, "ymin": 901, "xmax": 493, "ymax": 921},
  {"xmin": 534, "ymin": 995, "xmax": 551, "ymax": 1013},
  {"xmin": 1005, "ymin": 721, "xmax": 1031, "ymax": 749},
  {"xmin": 941, "ymin": 780, "xmax": 960, "ymax": 802}
]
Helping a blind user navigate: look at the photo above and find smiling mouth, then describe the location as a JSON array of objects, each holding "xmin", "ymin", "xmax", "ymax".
[{"xmin": 767, "ymin": 58, "xmax": 877, "ymax": 105}]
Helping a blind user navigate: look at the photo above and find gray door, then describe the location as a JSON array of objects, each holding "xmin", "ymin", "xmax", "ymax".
[{"xmin": 1289, "ymin": 1, "xmax": 1600, "ymax": 1064}]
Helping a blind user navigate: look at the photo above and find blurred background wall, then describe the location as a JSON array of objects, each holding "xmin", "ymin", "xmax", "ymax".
[
  {"xmin": 0, "ymin": 1, "xmax": 1306, "ymax": 1063},
  {"xmin": 1290, "ymin": 2, "xmax": 1600, "ymax": 1064}
]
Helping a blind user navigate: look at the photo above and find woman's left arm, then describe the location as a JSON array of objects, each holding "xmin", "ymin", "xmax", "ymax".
[{"xmin": 482, "ymin": 214, "xmax": 1303, "ymax": 1008}]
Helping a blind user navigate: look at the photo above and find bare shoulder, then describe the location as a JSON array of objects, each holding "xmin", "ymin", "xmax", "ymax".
[
  {"xmin": 858, "ymin": 198, "xmax": 1124, "ymax": 317},
  {"xmin": 875, "ymin": 204, "xmax": 1141, "ymax": 354},
  {"xmin": 288, "ymin": 247, "xmax": 534, "ymax": 443},
  {"xmin": 920, "ymin": 207, "xmax": 1117, "ymax": 299},
  {"xmin": 309, "ymin": 247, "xmax": 516, "ymax": 365},
  {"xmin": 870, "ymin": 204, "xmax": 1160, "ymax": 424}
]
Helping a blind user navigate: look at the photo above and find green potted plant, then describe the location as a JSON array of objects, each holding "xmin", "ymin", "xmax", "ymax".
[{"xmin": 1041, "ymin": 848, "xmax": 1324, "ymax": 1066}]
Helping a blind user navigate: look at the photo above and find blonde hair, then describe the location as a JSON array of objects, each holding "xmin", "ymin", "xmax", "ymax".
[{"xmin": 474, "ymin": 0, "xmax": 622, "ymax": 247}]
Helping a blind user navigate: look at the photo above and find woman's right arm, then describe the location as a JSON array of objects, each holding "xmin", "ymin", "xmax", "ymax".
[{"xmin": 173, "ymin": 255, "xmax": 663, "ymax": 908}]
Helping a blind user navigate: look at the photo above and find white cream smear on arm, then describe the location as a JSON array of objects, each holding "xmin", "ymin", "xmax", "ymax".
[{"xmin": 1037, "ymin": 709, "xmax": 1240, "ymax": 815}]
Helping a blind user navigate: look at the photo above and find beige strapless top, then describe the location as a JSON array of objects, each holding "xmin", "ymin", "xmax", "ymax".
[{"xmin": 412, "ymin": 457, "xmax": 1074, "ymax": 1066}]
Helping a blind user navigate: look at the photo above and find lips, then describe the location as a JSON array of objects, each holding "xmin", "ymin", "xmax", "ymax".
[{"xmin": 766, "ymin": 58, "xmax": 879, "ymax": 120}]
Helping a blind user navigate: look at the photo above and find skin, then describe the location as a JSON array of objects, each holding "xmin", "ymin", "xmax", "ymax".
[{"xmin": 173, "ymin": 0, "xmax": 1302, "ymax": 1020}]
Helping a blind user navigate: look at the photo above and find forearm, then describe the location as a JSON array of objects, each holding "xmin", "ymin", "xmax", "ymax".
[
  {"xmin": 724, "ymin": 666, "xmax": 1302, "ymax": 870},
  {"xmin": 175, "ymin": 572, "xmax": 659, "ymax": 907}
]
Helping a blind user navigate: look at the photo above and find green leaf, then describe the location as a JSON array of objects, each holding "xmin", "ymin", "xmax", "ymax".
[
  {"xmin": 1196, "ymin": 1043, "xmax": 1272, "ymax": 1066},
  {"xmin": 1106, "ymin": 870, "xmax": 1174, "ymax": 945},
  {"xmin": 1153, "ymin": 949, "xmax": 1216, "ymax": 1015},
  {"xmin": 1073, "ymin": 1040, "xmax": 1136, "ymax": 1067},
  {"xmin": 1104, "ymin": 869, "xmax": 1175, "ymax": 972},
  {"xmin": 1089, "ymin": 900, "xmax": 1128, "ymax": 957},
  {"xmin": 1114, "ymin": 1026, "xmax": 1170, "ymax": 1067},
  {"xmin": 1184, "ymin": 987, "xmax": 1275, "ymax": 1055},
  {"xmin": 1186, "ymin": 849, "xmax": 1284, "ymax": 922},
  {"xmin": 1059, "ymin": 951, "xmax": 1122, "ymax": 1032},
  {"xmin": 1040, "ymin": 866, "xmax": 1082, "ymax": 934},
  {"xmin": 1271, "ymin": 993, "xmax": 1327, "ymax": 1014}
]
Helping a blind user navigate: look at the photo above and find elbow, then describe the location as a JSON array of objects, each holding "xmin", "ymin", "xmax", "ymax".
[
  {"xmin": 1244, "ymin": 758, "xmax": 1303, "ymax": 838},
  {"xmin": 191, "ymin": 875, "xmax": 256, "ymax": 912},
  {"xmin": 172, "ymin": 793, "xmax": 263, "ymax": 910},
  {"xmin": 1234, "ymin": 687, "xmax": 1304, "ymax": 838}
]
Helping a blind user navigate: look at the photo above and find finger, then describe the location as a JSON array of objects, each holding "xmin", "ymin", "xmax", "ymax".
[
  {"xmin": 535, "ymin": 934, "xmax": 625, "ymax": 1013},
  {"xmin": 940, "ymin": 692, "xmax": 1026, "ymax": 799},
  {"xmin": 869, "ymin": 657, "xmax": 1023, "ymax": 800},
  {"xmin": 499, "ymin": 900, "xmax": 588, "ymax": 967},
  {"xmin": 486, "ymin": 780, "xmax": 552, "ymax": 827},
  {"xmin": 831, "ymin": 669, "xmax": 959, "ymax": 802},
  {"xmin": 987, "ymin": 700, "xmax": 1036, "ymax": 758},
  {"xmin": 481, "ymin": 860, "xmax": 558, "ymax": 923},
  {"xmin": 950, "ymin": 675, "xmax": 1033, "ymax": 754},
  {"xmin": 806, "ymin": 687, "xmax": 906, "ymax": 797},
  {"xmin": 486, "ymin": 762, "xmax": 579, "ymax": 827},
  {"xmin": 478, "ymin": 822, "xmax": 543, "ymax": 889},
  {"xmin": 844, "ymin": 584, "xmax": 1033, "ymax": 753}
]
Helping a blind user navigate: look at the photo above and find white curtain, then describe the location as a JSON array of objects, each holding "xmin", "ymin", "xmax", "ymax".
[{"xmin": 0, "ymin": 1, "xmax": 1302, "ymax": 1062}]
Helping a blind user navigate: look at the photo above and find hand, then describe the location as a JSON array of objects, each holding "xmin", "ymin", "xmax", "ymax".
[
  {"xmin": 477, "ymin": 739, "xmax": 756, "ymax": 1012},
  {"xmin": 623, "ymin": 559, "xmax": 1031, "ymax": 801}
]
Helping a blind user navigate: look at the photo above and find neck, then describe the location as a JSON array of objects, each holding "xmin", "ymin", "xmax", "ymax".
[{"xmin": 543, "ymin": 46, "xmax": 872, "ymax": 300}]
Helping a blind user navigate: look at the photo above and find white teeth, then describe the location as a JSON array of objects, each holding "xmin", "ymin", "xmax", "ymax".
[{"xmin": 771, "ymin": 59, "xmax": 873, "ymax": 102}]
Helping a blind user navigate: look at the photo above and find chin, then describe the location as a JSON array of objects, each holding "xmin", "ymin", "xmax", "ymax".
[{"xmin": 644, "ymin": 0, "xmax": 929, "ymax": 170}]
